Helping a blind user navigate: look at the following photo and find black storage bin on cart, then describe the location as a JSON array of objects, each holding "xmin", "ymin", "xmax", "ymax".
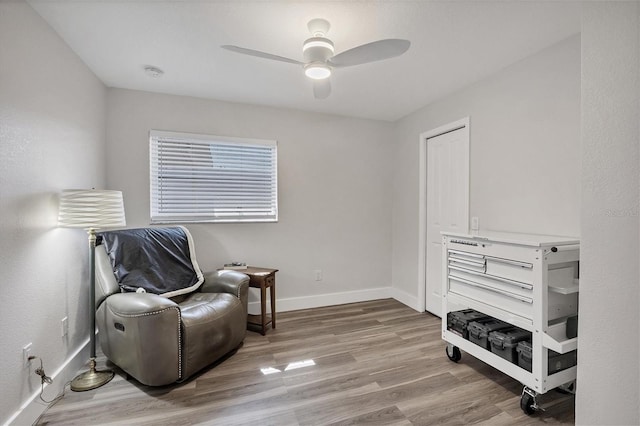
[
  {"xmin": 516, "ymin": 341, "xmax": 578, "ymax": 374},
  {"xmin": 488, "ymin": 327, "xmax": 532, "ymax": 363},
  {"xmin": 447, "ymin": 309, "xmax": 490, "ymax": 339},
  {"xmin": 468, "ymin": 319, "xmax": 511, "ymax": 350}
]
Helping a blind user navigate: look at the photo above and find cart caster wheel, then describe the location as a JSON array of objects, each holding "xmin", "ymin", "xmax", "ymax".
[
  {"xmin": 445, "ymin": 345, "xmax": 461, "ymax": 363},
  {"xmin": 520, "ymin": 391, "xmax": 536, "ymax": 415}
]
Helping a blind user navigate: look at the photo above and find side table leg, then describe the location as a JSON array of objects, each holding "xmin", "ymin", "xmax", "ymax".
[
  {"xmin": 270, "ymin": 281, "xmax": 276, "ymax": 329},
  {"xmin": 260, "ymin": 284, "xmax": 267, "ymax": 336}
]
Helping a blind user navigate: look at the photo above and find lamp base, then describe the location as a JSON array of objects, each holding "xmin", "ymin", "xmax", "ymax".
[{"xmin": 70, "ymin": 358, "xmax": 114, "ymax": 392}]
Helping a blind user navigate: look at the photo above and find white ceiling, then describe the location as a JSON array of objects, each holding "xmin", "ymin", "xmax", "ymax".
[{"xmin": 29, "ymin": 1, "xmax": 581, "ymax": 122}]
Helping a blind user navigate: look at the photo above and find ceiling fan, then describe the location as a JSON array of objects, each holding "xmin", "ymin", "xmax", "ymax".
[{"xmin": 221, "ymin": 18, "xmax": 410, "ymax": 99}]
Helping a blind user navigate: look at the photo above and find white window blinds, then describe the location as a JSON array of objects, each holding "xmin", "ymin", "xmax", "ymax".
[{"xmin": 150, "ymin": 130, "xmax": 278, "ymax": 223}]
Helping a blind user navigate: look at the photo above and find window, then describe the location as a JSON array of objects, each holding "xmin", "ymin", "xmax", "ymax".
[{"xmin": 150, "ymin": 130, "xmax": 277, "ymax": 223}]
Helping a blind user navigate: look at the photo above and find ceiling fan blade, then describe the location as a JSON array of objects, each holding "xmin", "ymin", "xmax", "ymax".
[
  {"xmin": 221, "ymin": 45, "xmax": 303, "ymax": 65},
  {"xmin": 328, "ymin": 39, "xmax": 410, "ymax": 67},
  {"xmin": 313, "ymin": 79, "xmax": 331, "ymax": 99}
]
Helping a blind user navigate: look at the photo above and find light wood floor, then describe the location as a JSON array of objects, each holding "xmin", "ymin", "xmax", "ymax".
[{"xmin": 38, "ymin": 299, "xmax": 574, "ymax": 425}]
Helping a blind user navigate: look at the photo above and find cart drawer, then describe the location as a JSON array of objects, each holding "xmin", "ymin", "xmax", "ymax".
[
  {"xmin": 448, "ymin": 274, "xmax": 533, "ymax": 320},
  {"xmin": 484, "ymin": 255, "xmax": 533, "ymax": 285},
  {"xmin": 448, "ymin": 265, "xmax": 533, "ymax": 299},
  {"xmin": 448, "ymin": 250, "xmax": 486, "ymax": 272}
]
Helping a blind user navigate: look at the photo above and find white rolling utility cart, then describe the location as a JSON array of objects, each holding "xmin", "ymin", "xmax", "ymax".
[{"xmin": 441, "ymin": 231, "xmax": 579, "ymax": 415}]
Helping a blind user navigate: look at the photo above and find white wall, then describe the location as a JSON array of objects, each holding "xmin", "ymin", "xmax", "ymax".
[
  {"xmin": 577, "ymin": 3, "xmax": 640, "ymax": 424},
  {"xmin": 106, "ymin": 89, "xmax": 394, "ymax": 312},
  {"xmin": 0, "ymin": 2, "xmax": 108, "ymax": 425},
  {"xmin": 391, "ymin": 35, "xmax": 581, "ymax": 309}
]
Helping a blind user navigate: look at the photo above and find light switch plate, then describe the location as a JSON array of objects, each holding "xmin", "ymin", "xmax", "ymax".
[{"xmin": 61, "ymin": 316, "xmax": 68, "ymax": 337}]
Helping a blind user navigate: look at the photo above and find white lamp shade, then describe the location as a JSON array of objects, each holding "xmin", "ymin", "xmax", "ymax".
[{"xmin": 58, "ymin": 189, "xmax": 126, "ymax": 229}]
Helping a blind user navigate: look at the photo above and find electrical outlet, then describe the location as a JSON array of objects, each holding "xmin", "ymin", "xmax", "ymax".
[
  {"xmin": 23, "ymin": 343, "xmax": 32, "ymax": 365},
  {"xmin": 314, "ymin": 270, "xmax": 323, "ymax": 281},
  {"xmin": 471, "ymin": 216, "xmax": 479, "ymax": 231},
  {"xmin": 61, "ymin": 316, "xmax": 68, "ymax": 337}
]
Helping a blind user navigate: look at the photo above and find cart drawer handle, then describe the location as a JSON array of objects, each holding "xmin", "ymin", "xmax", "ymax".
[
  {"xmin": 485, "ymin": 256, "xmax": 533, "ymax": 269},
  {"xmin": 449, "ymin": 258, "xmax": 486, "ymax": 270},
  {"xmin": 448, "ymin": 249, "xmax": 485, "ymax": 259}
]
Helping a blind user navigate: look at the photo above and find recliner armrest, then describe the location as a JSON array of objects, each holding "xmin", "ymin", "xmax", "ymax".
[
  {"xmin": 201, "ymin": 270, "xmax": 249, "ymax": 298},
  {"xmin": 96, "ymin": 293, "xmax": 182, "ymax": 386},
  {"xmin": 201, "ymin": 270, "xmax": 249, "ymax": 317},
  {"xmin": 104, "ymin": 292, "xmax": 179, "ymax": 314}
]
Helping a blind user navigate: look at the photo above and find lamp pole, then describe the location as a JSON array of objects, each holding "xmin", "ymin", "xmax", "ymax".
[{"xmin": 69, "ymin": 230, "xmax": 115, "ymax": 392}]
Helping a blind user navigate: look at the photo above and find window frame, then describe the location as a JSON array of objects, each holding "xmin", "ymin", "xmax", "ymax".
[{"xmin": 149, "ymin": 130, "xmax": 278, "ymax": 224}]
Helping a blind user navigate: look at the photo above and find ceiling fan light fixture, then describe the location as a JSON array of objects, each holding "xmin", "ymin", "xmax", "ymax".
[{"xmin": 304, "ymin": 63, "xmax": 331, "ymax": 80}]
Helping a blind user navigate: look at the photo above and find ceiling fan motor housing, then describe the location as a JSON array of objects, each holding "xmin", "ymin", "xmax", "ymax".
[{"xmin": 303, "ymin": 37, "xmax": 334, "ymax": 62}]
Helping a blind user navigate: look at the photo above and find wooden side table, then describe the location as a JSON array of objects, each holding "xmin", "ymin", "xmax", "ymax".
[{"xmin": 243, "ymin": 266, "xmax": 278, "ymax": 335}]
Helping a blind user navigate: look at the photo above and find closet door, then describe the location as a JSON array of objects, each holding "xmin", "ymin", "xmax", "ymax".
[{"xmin": 425, "ymin": 126, "xmax": 469, "ymax": 316}]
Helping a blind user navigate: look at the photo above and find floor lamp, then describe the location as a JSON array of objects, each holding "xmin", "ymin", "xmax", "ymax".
[{"xmin": 58, "ymin": 189, "xmax": 126, "ymax": 391}]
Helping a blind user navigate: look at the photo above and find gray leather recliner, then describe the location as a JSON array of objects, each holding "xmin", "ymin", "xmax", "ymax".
[{"xmin": 93, "ymin": 229, "xmax": 249, "ymax": 386}]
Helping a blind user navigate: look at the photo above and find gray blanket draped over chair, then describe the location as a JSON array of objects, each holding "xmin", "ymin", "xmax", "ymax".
[{"xmin": 99, "ymin": 226, "xmax": 203, "ymax": 297}]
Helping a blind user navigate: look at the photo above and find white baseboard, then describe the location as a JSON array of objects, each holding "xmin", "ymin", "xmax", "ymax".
[
  {"xmin": 390, "ymin": 287, "xmax": 422, "ymax": 312},
  {"xmin": 248, "ymin": 286, "xmax": 394, "ymax": 314},
  {"xmin": 5, "ymin": 340, "xmax": 89, "ymax": 426}
]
